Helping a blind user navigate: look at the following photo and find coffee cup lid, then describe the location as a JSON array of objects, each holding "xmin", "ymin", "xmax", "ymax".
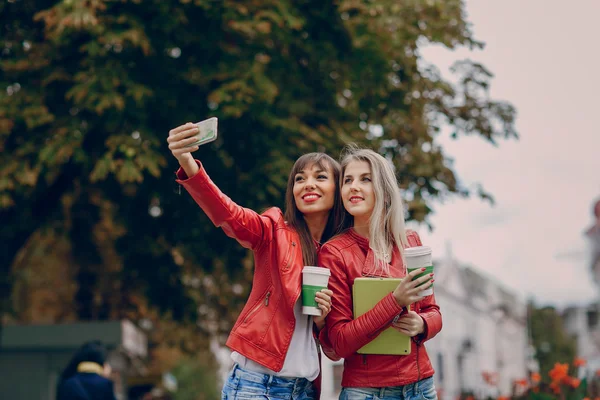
[
  {"xmin": 302, "ymin": 266, "xmax": 331, "ymax": 276},
  {"xmin": 404, "ymin": 246, "xmax": 432, "ymax": 257}
]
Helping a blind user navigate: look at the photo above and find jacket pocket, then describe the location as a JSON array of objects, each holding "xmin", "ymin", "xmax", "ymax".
[
  {"xmin": 242, "ymin": 289, "xmax": 272, "ymax": 324},
  {"xmin": 281, "ymin": 239, "xmax": 296, "ymax": 271}
]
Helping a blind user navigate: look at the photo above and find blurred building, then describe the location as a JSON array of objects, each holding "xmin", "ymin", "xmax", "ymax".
[
  {"xmin": 426, "ymin": 253, "xmax": 534, "ymax": 400},
  {"xmin": 562, "ymin": 198, "xmax": 600, "ymax": 379},
  {"xmin": 563, "ymin": 303, "xmax": 600, "ymax": 378},
  {"xmin": 321, "ymin": 248, "xmax": 534, "ymax": 400}
]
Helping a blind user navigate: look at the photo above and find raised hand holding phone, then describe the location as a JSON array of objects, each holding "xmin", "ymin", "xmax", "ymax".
[{"xmin": 167, "ymin": 117, "xmax": 218, "ymax": 178}]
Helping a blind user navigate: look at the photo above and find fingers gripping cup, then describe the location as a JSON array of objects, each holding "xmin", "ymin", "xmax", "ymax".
[
  {"xmin": 405, "ymin": 246, "xmax": 434, "ymax": 297},
  {"xmin": 302, "ymin": 266, "xmax": 331, "ymax": 316}
]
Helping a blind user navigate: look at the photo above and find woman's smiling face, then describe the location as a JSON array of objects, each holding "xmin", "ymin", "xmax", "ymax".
[
  {"xmin": 292, "ymin": 162, "xmax": 336, "ymax": 217},
  {"xmin": 342, "ymin": 160, "xmax": 375, "ymax": 222}
]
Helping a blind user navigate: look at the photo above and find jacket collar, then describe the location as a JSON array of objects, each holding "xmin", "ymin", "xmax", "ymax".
[
  {"xmin": 347, "ymin": 228, "xmax": 406, "ymax": 278},
  {"xmin": 347, "ymin": 229, "xmax": 387, "ymax": 278}
]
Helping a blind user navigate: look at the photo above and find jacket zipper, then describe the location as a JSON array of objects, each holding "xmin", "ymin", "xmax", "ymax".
[
  {"xmin": 416, "ymin": 301, "xmax": 422, "ymax": 382},
  {"xmin": 243, "ymin": 290, "xmax": 271, "ymax": 323},
  {"xmin": 416, "ymin": 344, "xmax": 421, "ymax": 382}
]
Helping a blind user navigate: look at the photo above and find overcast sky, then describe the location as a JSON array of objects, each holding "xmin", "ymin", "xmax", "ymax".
[{"xmin": 411, "ymin": 0, "xmax": 600, "ymax": 308}]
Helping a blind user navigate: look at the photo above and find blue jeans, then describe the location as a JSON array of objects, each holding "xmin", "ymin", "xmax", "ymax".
[
  {"xmin": 340, "ymin": 376, "xmax": 437, "ymax": 400},
  {"xmin": 221, "ymin": 364, "xmax": 316, "ymax": 400}
]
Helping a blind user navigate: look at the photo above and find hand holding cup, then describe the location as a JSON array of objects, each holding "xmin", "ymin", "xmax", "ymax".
[
  {"xmin": 313, "ymin": 288, "xmax": 333, "ymax": 331},
  {"xmin": 404, "ymin": 246, "xmax": 434, "ymax": 297},
  {"xmin": 392, "ymin": 267, "xmax": 434, "ymax": 308},
  {"xmin": 302, "ymin": 266, "xmax": 331, "ymax": 316}
]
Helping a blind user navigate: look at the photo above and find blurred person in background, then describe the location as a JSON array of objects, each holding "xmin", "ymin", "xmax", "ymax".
[{"xmin": 56, "ymin": 340, "xmax": 117, "ymax": 400}]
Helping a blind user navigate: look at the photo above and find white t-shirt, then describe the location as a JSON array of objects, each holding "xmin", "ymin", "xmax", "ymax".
[{"xmin": 231, "ymin": 297, "xmax": 320, "ymax": 381}]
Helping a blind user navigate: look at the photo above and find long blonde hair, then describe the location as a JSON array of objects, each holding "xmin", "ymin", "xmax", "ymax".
[{"xmin": 341, "ymin": 145, "xmax": 408, "ymax": 275}]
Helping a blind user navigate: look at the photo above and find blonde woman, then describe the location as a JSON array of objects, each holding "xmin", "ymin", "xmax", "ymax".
[{"xmin": 319, "ymin": 146, "xmax": 442, "ymax": 400}]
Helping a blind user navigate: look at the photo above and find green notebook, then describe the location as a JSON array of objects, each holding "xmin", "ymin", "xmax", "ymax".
[{"xmin": 352, "ymin": 277, "xmax": 411, "ymax": 355}]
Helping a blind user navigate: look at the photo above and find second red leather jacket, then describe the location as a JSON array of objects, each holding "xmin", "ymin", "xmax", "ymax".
[{"xmin": 319, "ymin": 229, "xmax": 442, "ymax": 388}]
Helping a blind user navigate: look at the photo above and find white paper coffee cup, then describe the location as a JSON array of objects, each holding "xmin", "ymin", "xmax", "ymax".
[
  {"xmin": 405, "ymin": 246, "xmax": 434, "ymax": 297},
  {"xmin": 302, "ymin": 266, "xmax": 331, "ymax": 316}
]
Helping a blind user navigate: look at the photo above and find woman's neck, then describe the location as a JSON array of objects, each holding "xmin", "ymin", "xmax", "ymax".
[
  {"xmin": 304, "ymin": 212, "xmax": 329, "ymax": 242},
  {"xmin": 352, "ymin": 216, "xmax": 370, "ymax": 238}
]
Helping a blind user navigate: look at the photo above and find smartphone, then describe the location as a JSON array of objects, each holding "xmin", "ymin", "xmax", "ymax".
[{"xmin": 186, "ymin": 117, "xmax": 218, "ymax": 147}]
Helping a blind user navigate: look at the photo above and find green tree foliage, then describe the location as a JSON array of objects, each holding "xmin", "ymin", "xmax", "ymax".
[
  {"xmin": 1, "ymin": 0, "xmax": 516, "ymax": 347},
  {"xmin": 529, "ymin": 303, "xmax": 577, "ymax": 383}
]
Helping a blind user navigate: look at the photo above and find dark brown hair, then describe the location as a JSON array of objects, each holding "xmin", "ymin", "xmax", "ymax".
[{"xmin": 284, "ymin": 153, "xmax": 347, "ymax": 265}]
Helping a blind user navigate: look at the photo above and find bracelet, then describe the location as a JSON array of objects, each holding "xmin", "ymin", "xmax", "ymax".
[{"xmin": 392, "ymin": 308, "xmax": 406, "ymax": 323}]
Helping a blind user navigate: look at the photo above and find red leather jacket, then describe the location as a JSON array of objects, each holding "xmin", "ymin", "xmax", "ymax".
[
  {"xmin": 176, "ymin": 161, "xmax": 325, "ymax": 376},
  {"xmin": 319, "ymin": 229, "xmax": 442, "ymax": 388}
]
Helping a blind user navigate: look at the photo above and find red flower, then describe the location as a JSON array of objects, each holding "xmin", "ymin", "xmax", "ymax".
[
  {"xmin": 530, "ymin": 372, "xmax": 541, "ymax": 383},
  {"xmin": 574, "ymin": 357, "xmax": 587, "ymax": 367},
  {"xmin": 563, "ymin": 377, "xmax": 581, "ymax": 388},
  {"xmin": 549, "ymin": 381, "xmax": 561, "ymax": 394},
  {"xmin": 549, "ymin": 363, "xmax": 569, "ymax": 382},
  {"xmin": 514, "ymin": 378, "xmax": 528, "ymax": 388}
]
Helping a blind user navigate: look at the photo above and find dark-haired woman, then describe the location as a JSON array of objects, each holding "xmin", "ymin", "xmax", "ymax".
[{"xmin": 167, "ymin": 122, "xmax": 346, "ymax": 399}]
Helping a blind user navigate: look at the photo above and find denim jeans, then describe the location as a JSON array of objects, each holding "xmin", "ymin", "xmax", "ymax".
[
  {"xmin": 339, "ymin": 376, "xmax": 437, "ymax": 400},
  {"xmin": 221, "ymin": 364, "xmax": 316, "ymax": 400}
]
